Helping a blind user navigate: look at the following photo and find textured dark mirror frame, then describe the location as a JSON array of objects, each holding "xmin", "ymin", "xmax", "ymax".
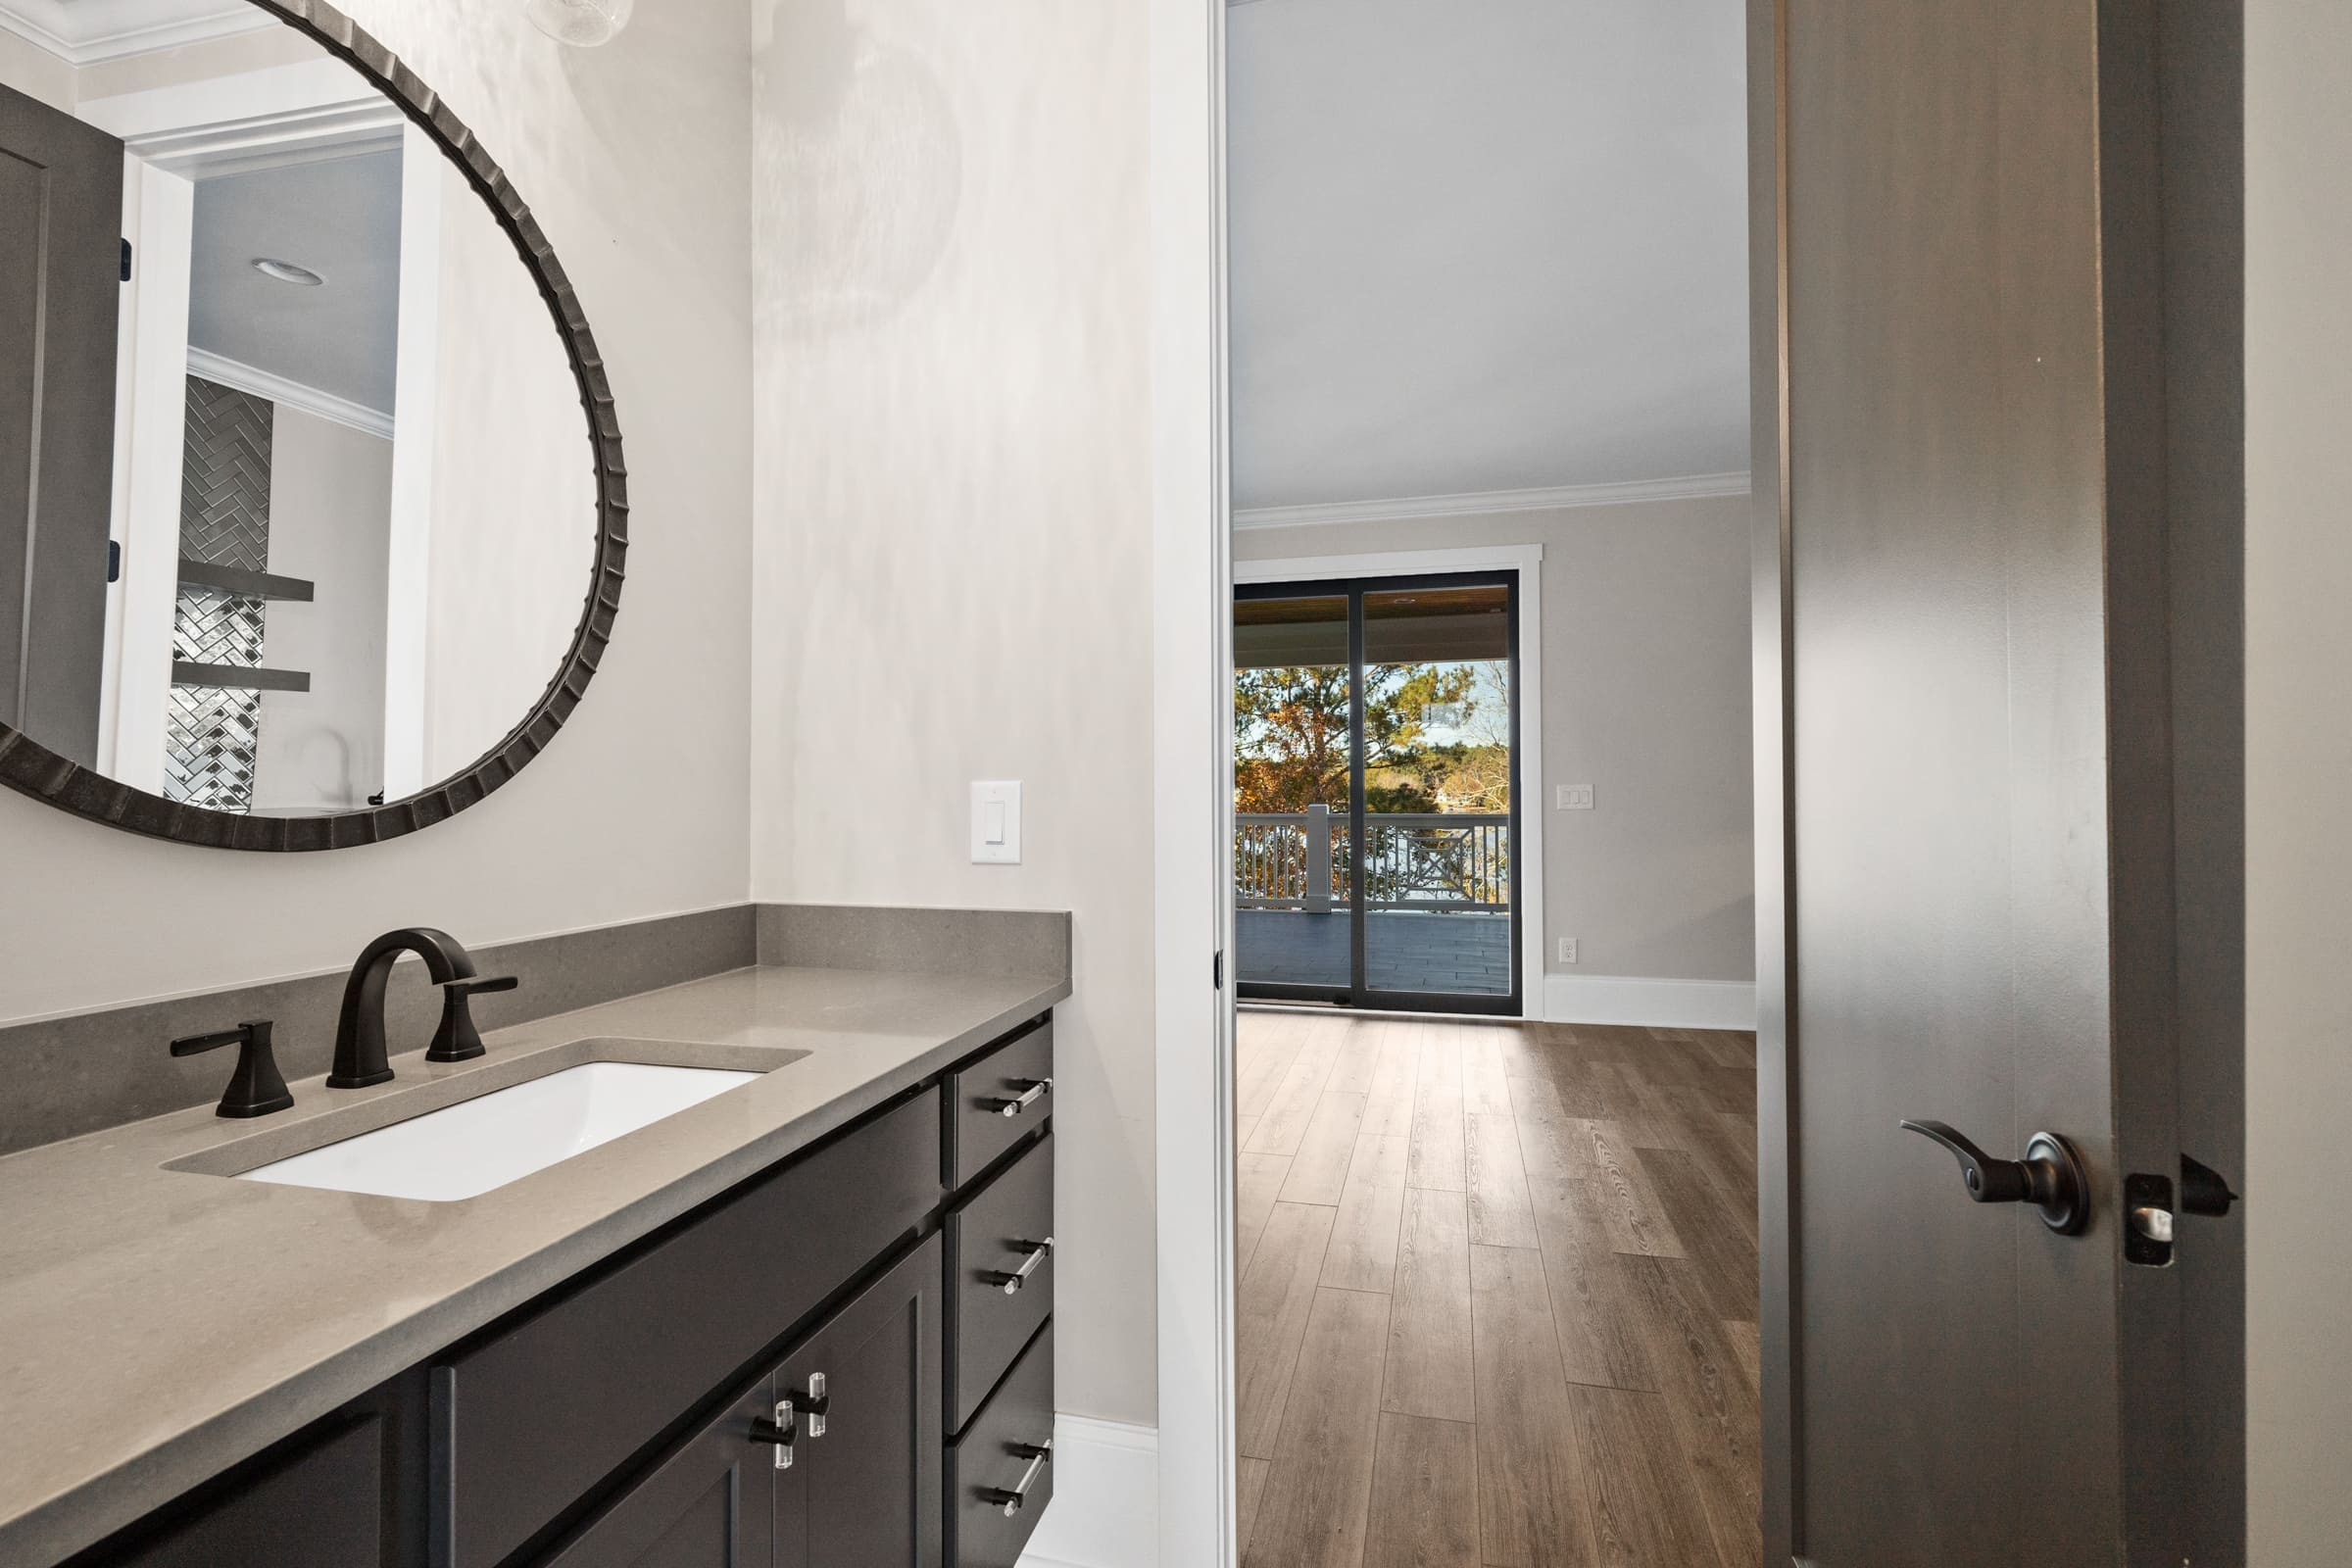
[{"xmin": 0, "ymin": 0, "xmax": 627, "ymax": 853}]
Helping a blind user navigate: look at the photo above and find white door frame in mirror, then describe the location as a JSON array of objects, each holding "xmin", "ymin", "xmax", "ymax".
[
  {"xmin": 1234, "ymin": 545, "xmax": 1547, "ymax": 1022},
  {"xmin": 1151, "ymin": 0, "xmax": 1236, "ymax": 1564},
  {"xmin": 78, "ymin": 49, "xmax": 458, "ymax": 809}
]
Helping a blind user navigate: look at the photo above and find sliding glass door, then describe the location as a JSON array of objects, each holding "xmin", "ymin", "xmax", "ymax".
[{"xmin": 1232, "ymin": 571, "xmax": 1520, "ymax": 1015}]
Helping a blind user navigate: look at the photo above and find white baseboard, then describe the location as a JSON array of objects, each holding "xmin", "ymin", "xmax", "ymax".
[
  {"xmin": 1015, "ymin": 1415, "xmax": 1159, "ymax": 1568},
  {"xmin": 1543, "ymin": 973, "xmax": 1757, "ymax": 1030}
]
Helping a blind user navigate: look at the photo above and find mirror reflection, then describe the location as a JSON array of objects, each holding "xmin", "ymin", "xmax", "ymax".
[{"xmin": 0, "ymin": 0, "xmax": 596, "ymax": 816}]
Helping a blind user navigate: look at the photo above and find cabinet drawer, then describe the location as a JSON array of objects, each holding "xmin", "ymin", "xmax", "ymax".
[
  {"xmin": 946, "ymin": 1322, "xmax": 1055, "ymax": 1568},
  {"xmin": 432, "ymin": 1089, "xmax": 942, "ymax": 1568},
  {"xmin": 945, "ymin": 1131, "xmax": 1054, "ymax": 1433},
  {"xmin": 943, "ymin": 1017, "xmax": 1053, "ymax": 1191}
]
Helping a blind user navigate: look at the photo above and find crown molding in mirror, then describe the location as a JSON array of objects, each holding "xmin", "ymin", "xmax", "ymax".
[
  {"xmin": 0, "ymin": 0, "xmax": 272, "ymax": 68},
  {"xmin": 0, "ymin": 0, "xmax": 628, "ymax": 853}
]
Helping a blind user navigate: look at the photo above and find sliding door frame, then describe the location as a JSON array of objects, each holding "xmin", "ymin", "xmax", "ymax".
[
  {"xmin": 1236, "ymin": 545, "xmax": 1544, "ymax": 1021},
  {"xmin": 1233, "ymin": 568, "xmax": 1524, "ymax": 1015}
]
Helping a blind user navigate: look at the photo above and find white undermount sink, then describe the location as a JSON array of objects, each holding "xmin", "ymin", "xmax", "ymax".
[{"xmin": 237, "ymin": 1061, "xmax": 761, "ymax": 1202}]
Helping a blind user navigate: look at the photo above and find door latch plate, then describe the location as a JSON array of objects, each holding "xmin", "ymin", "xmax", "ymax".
[{"xmin": 2124, "ymin": 1171, "xmax": 2174, "ymax": 1267}]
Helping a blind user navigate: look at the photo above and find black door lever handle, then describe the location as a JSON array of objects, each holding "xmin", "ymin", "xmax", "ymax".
[{"xmin": 1900, "ymin": 1119, "xmax": 2089, "ymax": 1235}]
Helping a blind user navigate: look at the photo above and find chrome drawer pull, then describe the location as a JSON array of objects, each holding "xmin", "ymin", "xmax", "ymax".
[
  {"xmin": 989, "ymin": 1078, "xmax": 1052, "ymax": 1118},
  {"xmin": 981, "ymin": 1440, "xmax": 1054, "ymax": 1517},
  {"xmin": 989, "ymin": 1237, "xmax": 1054, "ymax": 1295}
]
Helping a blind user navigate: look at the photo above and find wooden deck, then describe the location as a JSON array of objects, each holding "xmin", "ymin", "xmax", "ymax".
[
  {"xmin": 1234, "ymin": 1007, "xmax": 1762, "ymax": 1568},
  {"xmin": 1236, "ymin": 908, "xmax": 1513, "ymax": 997}
]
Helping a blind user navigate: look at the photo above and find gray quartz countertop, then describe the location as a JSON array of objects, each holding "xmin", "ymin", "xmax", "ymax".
[{"xmin": 0, "ymin": 960, "xmax": 1069, "ymax": 1567}]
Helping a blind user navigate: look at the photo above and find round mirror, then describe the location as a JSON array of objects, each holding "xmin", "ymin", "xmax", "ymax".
[{"xmin": 0, "ymin": 0, "xmax": 622, "ymax": 850}]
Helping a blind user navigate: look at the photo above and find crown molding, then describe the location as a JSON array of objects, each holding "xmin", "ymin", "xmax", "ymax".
[
  {"xmin": 188, "ymin": 347, "xmax": 394, "ymax": 441},
  {"xmin": 1231, "ymin": 471, "xmax": 1753, "ymax": 531},
  {"xmin": 0, "ymin": 0, "xmax": 272, "ymax": 67},
  {"xmin": 122, "ymin": 93, "xmax": 403, "ymax": 176}
]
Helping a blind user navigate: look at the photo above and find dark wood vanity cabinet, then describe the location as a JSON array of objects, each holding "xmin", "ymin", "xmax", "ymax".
[
  {"xmin": 547, "ymin": 1237, "xmax": 942, "ymax": 1568},
  {"xmin": 65, "ymin": 1013, "xmax": 1055, "ymax": 1568},
  {"xmin": 90, "ymin": 1418, "xmax": 387, "ymax": 1568},
  {"xmin": 539, "ymin": 1384, "xmax": 776, "ymax": 1568},
  {"xmin": 775, "ymin": 1236, "xmax": 944, "ymax": 1568}
]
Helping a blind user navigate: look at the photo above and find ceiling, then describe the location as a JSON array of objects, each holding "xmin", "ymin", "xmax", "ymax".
[
  {"xmin": 187, "ymin": 148, "xmax": 405, "ymax": 416},
  {"xmin": 1227, "ymin": 0, "xmax": 1749, "ymax": 514}
]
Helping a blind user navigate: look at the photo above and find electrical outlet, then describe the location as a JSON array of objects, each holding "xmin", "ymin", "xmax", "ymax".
[
  {"xmin": 1556, "ymin": 783, "xmax": 1594, "ymax": 810},
  {"xmin": 1558, "ymin": 937, "xmax": 1579, "ymax": 964}
]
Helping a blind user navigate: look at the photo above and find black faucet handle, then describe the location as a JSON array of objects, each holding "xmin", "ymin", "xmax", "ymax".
[
  {"xmin": 442, "ymin": 974, "xmax": 518, "ymax": 999},
  {"xmin": 170, "ymin": 1020, "xmax": 294, "ymax": 1119},
  {"xmin": 427, "ymin": 975, "xmax": 517, "ymax": 1063},
  {"xmin": 172, "ymin": 1021, "xmax": 259, "ymax": 1057}
]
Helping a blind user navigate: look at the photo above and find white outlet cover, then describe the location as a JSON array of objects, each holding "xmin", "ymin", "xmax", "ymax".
[
  {"xmin": 1556, "ymin": 783, "xmax": 1594, "ymax": 810},
  {"xmin": 970, "ymin": 781, "xmax": 1021, "ymax": 863}
]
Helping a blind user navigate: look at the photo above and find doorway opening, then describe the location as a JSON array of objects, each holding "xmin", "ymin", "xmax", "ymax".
[
  {"xmin": 1234, "ymin": 570, "xmax": 1523, "ymax": 1015},
  {"xmin": 1217, "ymin": 0, "xmax": 1760, "ymax": 1559}
]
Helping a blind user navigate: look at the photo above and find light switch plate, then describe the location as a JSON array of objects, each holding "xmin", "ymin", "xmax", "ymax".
[
  {"xmin": 970, "ymin": 781, "xmax": 1021, "ymax": 864},
  {"xmin": 1556, "ymin": 783, "xmax": 1594, "ymax": 810}
]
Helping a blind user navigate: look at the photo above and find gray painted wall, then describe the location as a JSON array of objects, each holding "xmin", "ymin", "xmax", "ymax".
[
  {"xmin": 748, "ymin": 0, "xmax": 1157, "ymax": 1433},
  {"xmin": 1236, "ymin": 493, "xmax": 1756, "ymax": 989},
  {"xmin": 2246, "ymin": 4, "xmax": 2352, "ymax": 1557}
]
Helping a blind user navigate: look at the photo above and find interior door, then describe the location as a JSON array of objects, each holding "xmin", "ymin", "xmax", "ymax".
[
  {"xmin": 0, "ymin": 81, "xmax": 122, "ymax": 768},
  {"xmin": 1759, "ymin": 2, "xmax": 2216, "ymax": 1563}
]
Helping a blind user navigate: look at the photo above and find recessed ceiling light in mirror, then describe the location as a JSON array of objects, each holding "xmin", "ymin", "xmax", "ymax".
[{"xmin": 251, "ymin": 257, "xmax": 325, "ymax": 287}]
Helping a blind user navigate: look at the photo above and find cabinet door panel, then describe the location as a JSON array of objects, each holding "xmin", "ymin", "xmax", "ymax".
[
  {"xmin": 540, "ymin": 1383, "xmax": 772, "ymax": 1568},
  {"xmin": 777, "ymin": 1236, "xmax": 944, "ymax": 1568}
]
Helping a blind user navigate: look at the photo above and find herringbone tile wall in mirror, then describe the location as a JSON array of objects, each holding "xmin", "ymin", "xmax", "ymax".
[{"xmin": 165, "ymin": 376, "xmax": 273, "ymax": 812}]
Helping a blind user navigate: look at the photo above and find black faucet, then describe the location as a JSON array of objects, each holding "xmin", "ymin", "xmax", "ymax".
[{"xmin": 327, "ymin": 928, "xmax": 478, "ymax": 1089}]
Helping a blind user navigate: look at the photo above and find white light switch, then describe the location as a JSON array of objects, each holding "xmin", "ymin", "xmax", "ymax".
[
  {"xmin": 1556, "ymin": 784, "xmax": 1594, "ymax": 810},
  {"xmin": 971, "ymin": 781, "xmax": 1021, "ymax": 863}
]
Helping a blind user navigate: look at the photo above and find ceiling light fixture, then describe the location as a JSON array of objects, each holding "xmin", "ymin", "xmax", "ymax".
[
  {"xmin": 525, "ymin": 0, "xmax": 633, "ymax": 47},
  {"xmin": 251, "ymin": 258, "xmax": 325, "ymax": 286}
]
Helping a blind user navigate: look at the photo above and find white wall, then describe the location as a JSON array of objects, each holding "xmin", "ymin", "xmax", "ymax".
[
  {"xmin": 2245, "ymin": 5, "xmax": 2352, "ymax": 1558},
  {"xmin": 0, "ymin": 0, "xmax": 754, "ymax": 1023},
  {"xmin": 253, "ymin": 405, "xmax": 392, "ymax": 812},
  {"xmin": 1235, "ymin": 496, "xmax": 1755, "ymax": 1001},
  {"xmin": 749, "ymin": 0, "xmax": 1157, "ymax": 1428}
]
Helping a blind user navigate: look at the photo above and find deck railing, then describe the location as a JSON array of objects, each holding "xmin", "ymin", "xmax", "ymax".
[{"xmin": 1236, "ymin": 807, "xmax": 1510, "ymax": 912}]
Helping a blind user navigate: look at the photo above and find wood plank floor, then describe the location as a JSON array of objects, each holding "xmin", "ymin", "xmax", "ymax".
[{"xmin": 1235, "ymin": 1008, "xmax": 1761, "ymax": 1568}]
